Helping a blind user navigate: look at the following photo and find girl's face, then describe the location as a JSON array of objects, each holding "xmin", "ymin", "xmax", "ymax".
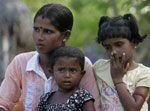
[
  {"xmin": 53, "ymin": 57, "xmax": 84, "ymax": 92},
  {"xmin": 102, "ymin": 38, "xmax": 136, "ymax": 63},
  {"xmin": 33, "ymin": 16, "xmax": 66, "ymax": 54}
]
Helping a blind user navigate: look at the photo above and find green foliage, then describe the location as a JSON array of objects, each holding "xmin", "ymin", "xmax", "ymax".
[{"xmin": 21, "ymin": 0, "xmax": 150, "ymax": 63}]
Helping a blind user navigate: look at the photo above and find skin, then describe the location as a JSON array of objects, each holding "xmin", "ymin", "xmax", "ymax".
[
  {"xmin": 102, "ymin": 38, "xmax": 149, "ymax": 111},
  {"xmin": 33, "ymin": 16, "xmax": 70, "ymax": 78},
  {"xmin": 48, "ymin": 57, "xmax": 95, "ymax": 111}
]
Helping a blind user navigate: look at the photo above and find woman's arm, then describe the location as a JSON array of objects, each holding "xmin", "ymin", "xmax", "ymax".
[{"xmin": 80, "ymin": 57, "xmax": 101, "ymax": 111}]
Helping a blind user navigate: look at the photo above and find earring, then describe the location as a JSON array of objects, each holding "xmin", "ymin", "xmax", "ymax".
[
  {"xmin": 61, "ymin": 39, "xmax": 66, "ymax": 46},
  {"xmin": 63, "ymin": 39, "xmax": 66, "ymax": 42}
]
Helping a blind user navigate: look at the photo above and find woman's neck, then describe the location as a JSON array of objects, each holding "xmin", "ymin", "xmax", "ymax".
[
  {"xmin": 39, "ymin": 54, "xmax": 48, "ymax": 65},
  {"xmin": 39, "ymin": 54, "xmax": 52, "ymax": 78}
]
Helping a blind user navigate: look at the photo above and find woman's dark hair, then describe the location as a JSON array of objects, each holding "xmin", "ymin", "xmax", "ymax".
[
  {"xmin": 34, "ymin": 3, "xmax": 73, "ymax": 32},
  {"xmin": 97, "ymin": 13, "xmax": 147, "ymax": 45},
  {"xmin": 49, "ymin": 46, "xmax": 85, "ymax": 71}
]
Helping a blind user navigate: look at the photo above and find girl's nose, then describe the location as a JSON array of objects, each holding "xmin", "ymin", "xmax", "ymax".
[{"xmin": 111, "ymin": 50, "xmax": 117, "ymax": 55}]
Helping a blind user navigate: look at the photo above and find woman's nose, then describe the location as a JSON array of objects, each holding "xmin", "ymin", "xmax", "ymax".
[{"xmin": 37, "ymin": 31, "xmax": 44, "ymax": 40}]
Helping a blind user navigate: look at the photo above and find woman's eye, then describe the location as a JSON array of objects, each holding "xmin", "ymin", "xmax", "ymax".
[
  {"xmin": 43, "ymin": 29, "xmax": 53, "ymax": 34},
  {"xmin": 33, "ymin": 27, "xmax": 40, "ymax": 32}
]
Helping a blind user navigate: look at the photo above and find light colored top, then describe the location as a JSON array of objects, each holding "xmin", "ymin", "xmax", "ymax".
[
  {"xmin": 94, "ymin": 59, "xmax": 150, "ymax": 111},
  {"xmin": 0, "ymin": 51, "xmax": 100, "ymax": 111}
]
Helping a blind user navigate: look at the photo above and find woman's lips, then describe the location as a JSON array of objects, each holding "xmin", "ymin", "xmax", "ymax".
[{"xmin": 36, "ymin": 43, "xmax": 44, "ymax": 48}]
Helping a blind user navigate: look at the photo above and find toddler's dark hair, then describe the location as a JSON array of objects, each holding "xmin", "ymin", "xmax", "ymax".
[
  {"xmin": 49, "ymin": 46, "xmax": 85, "ymax": 71},
  {"xmin": 97, "ymin": 13, "xmax": 147, "ymax": 45},
  {"xmin": 34, "ymin": 3, "xmax": 73, "ymax": 32}
]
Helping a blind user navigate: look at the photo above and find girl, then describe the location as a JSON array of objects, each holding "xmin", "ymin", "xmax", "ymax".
[
  {"xmin": 94, "ymin": 13, "xmax": 150, "ymax": 111},
  {"xmin": 0, "ymin": 3, "xmax": 100, "ymax": 111},
  {"xmin": 38, "ymin": 46, "xmax": 95, "ymax": 111}
]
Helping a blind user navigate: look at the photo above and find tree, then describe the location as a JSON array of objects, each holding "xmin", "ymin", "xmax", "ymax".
[{"xmin": 0, "ymin": 0, "xmax": 32, "ymax": 82}]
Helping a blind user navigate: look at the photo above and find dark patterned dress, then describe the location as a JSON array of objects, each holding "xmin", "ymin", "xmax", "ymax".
[{"xmin": 38, "ymin": 88, "xmax": 94, "ymax": 111}]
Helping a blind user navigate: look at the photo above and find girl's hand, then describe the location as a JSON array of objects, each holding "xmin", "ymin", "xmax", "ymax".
[{"xmin": 110, "ymin": 51, "xmax": 129, "ymax": 82}]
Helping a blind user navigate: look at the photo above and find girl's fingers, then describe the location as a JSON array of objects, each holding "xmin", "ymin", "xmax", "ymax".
[
  {"xmin": 122, "ymin": 52, "xmax": 126, "ymax": 64},
  {"xmin": 124, "ymin": 62, "xmax": 130, "ymax": 71}
]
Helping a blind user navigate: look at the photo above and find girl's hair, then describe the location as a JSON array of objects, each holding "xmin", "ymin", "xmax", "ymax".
[
  {"xmin": 49, "ymin": 46, "xmax": 85, "ymax": 71},
  {"xmin": 97, "ymin": 13, "xmax": 147, "ymax": 45},
  {"xmin": 34, "ymin": 3, "xmax": 73, "ymax": 32}
]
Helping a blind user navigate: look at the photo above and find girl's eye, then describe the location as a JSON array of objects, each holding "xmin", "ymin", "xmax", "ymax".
[
  {"xmin": 104, "ymin": 46, "xmax": 110, "ymax": 50},
  {"xmin": 115, "ymin": 42, "xmax": 123, "ymax": 47},
  {"xmin": 33, "ymin": 27, "xmax": 40, "ymax": 32}
]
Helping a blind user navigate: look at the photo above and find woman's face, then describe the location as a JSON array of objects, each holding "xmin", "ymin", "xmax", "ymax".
[
  {"xmin": 102, "ymin": 38, "xmax": 136, "ymax": 63},
  {"xmin": 33, "ymin": 16, "xmax": 65, "ymax": 54}
]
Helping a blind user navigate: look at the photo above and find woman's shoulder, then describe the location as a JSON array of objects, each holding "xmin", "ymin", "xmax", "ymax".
[
  {"xmin": 15, "ymin": 51, "xmax": 37, "ymax": 59},
  {"xmin": 84, "ymin": 56, "xmax": 92, "ymax": 66},
  {"xmin": 12, "ymin": 51, "xmax": 37, "ymax": 62}
]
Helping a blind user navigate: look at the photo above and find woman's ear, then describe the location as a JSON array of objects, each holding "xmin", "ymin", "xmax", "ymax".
[{"xmin": 62, "ymin": 30, "xmax": 71, "ymax": 43}]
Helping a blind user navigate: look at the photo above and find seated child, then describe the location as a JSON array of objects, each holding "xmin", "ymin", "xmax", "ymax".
[
  {"xmin": 94, "ymin": 13, "xmax": 150, "ymax": 111},
  {"xmin": 38, "ymin": 46, "xmax": 95, "ymax": 111}
]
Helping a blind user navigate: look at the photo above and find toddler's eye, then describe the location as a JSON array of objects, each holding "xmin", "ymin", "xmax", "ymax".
[
  {"xmin": 69, "ymin": 68, "xmax": 78, "ymax": 74},
  {"xmin": 57, "ymin": 68, "xmax": 65, "ymax": 73}
]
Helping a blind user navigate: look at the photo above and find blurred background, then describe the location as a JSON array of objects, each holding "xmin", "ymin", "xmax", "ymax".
[{"xmin": 0, "ymin": 0, "xmax": 149, "ymax": 84}]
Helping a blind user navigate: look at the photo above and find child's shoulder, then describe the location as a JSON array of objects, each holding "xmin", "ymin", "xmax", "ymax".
[
  {"xmin": 139, "ymin": 63, "xmax": 150, "ymax": 70},
  {"xmin": 138, "ymin": 63, "xmax": 150, "ymax": 74},
  {"xmin": 93, "ymin": 59, "xmax": 110, "ymax": 69},
  {"xmin": 78, "ymin": 88, "xmax": 91, "ymax": 94},
  {"xmin": 75, "ymin": 88, "xmax": 94, "ymax": 101},
  {"xmin": 39, "ymin": 92, "xmax": 52, "ymax": 102}
]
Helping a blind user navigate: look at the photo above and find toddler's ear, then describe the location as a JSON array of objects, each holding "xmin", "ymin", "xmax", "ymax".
[
  {"xmin": 81, "ymin": 70, "xmax": 86, "ymax": 75},
  {"xmin": 48, "ymin": 68, "xmax": 53, "ymax": 73}
]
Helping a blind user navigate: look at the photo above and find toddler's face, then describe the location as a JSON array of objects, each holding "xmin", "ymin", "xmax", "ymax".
[
  {"xmin": 53, "ymin": 57, "xmax": 84, "ymax": 91},
  {"xmin": 102, "ymin": 38, "xmax": 136, "ymax": 63}
]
